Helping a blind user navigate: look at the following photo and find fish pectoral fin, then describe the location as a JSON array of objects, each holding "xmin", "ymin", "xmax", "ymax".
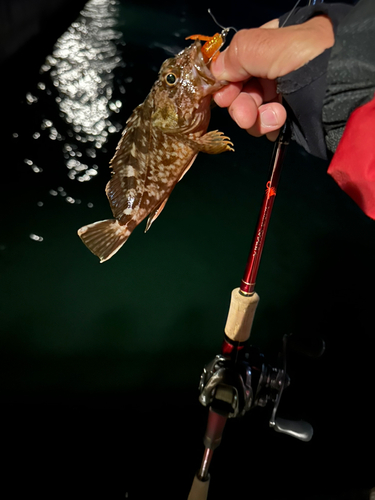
[
  {"xmin": 196, "ymin": 130, "xmax": 234, "ymax": 154},
  {"xmin": 77, "ymin": 219, "xmax": 131, "ymax": 263},
  {"xmin": 145, "ymin": 198, "xmax": 169, "ymax": 233}
]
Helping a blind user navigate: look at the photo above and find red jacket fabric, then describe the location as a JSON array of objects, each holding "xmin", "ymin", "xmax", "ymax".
[
  {"xmin": 327, "ymin": 95, "xmax": 375, "ymax": 220},
  {"xmin": 278, "ymin": 0, "xmax": 375, "ymax": 220}
]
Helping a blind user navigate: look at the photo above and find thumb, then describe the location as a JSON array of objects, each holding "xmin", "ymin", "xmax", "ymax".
[
  {"xmin": 211, "ymin": 17, "xmax": 334, "ymax": 83},
  {"xmin": 211, "ymin": 28, "xmax": 285, "ymax": 82}
]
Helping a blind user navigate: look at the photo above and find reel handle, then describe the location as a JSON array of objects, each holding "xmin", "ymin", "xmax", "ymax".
[
  {"xmin": 267, "ymin": 334, "xmax": 314, "ymax": 442},
  {"xmin": 270, "ymin": 416, "xmax": 313, "ymax": 442}
]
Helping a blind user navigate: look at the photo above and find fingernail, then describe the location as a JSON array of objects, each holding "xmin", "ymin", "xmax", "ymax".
[{"xmin": 261, "ymin": 109, "xmax": 278, "ymax": 127}]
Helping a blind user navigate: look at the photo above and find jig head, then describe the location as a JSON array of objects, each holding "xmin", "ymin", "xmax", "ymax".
[{"xmin": 186, "ymin": 9, "xmax": 237, "ymax": 63}]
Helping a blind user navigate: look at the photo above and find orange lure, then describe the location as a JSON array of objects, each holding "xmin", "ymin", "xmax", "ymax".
[{"xmin": 185, "ymin": 32, "xmax": 225, "ymax": 63}]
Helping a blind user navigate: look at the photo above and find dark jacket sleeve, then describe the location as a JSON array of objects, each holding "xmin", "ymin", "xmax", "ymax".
[
  {"xmin": 277, "ymin": 0, "xmax": 375, "ymax": 160},
  {"xmin": 323, "ymin": 0, "xmax": 375, "ymax": 154}
]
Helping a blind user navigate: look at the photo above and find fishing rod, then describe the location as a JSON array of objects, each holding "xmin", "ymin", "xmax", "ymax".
[
  {"xmin": 188, "ymin": 122, "xmax": 316, "ymax": 500},
  {"xmin": 187, "ymin": 1, "xmax": 325, "ymax": 498}
]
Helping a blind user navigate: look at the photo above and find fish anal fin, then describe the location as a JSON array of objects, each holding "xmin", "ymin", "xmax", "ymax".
[
  {"xmin": 178, "ymin": 154, "xmax": 197, "ymax": 182},
  {"xmin": 196, "ymin": 130, "xmax": 234, "ymax": 154},
  {"xmin": 144, "ymin": 152, "xmax": 198, "ymax": 234},
  {"xmin": 77, "ymin": 219, "xmax": 131, "ymax": 263},
  {"xmin": 145, "ymin": 198, "xmax": 169, "ymax": 233}
]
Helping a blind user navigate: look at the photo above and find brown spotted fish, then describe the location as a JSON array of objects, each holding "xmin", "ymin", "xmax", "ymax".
[{"xmin": 77, "ymin": 39, "xmax": 233, "ymax": 262}]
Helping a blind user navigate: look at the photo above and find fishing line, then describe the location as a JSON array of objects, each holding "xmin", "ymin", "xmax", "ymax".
[
  {"xmin": 281, "ymin": 0, "xmax": 302, "ymax": 27},
  {"xmin": 208, "ymin": 0, "xmax": 302, "ymax": 34},
  {"xmin": 207, "ymin": 8, "xmax": 238, "ymax": 34}
]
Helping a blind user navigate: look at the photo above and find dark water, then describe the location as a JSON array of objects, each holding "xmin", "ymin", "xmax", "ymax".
[{"xmin": 1, "ymin": 1, "xmax": 373, "ymax": 498}]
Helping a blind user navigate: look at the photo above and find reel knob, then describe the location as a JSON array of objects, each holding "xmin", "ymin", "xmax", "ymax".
[
  {"xmin": 270, "ymin": 416, "xmax": 313, "ymax": 442},
  {"xmin": 268, "ymin": 334, "xmax": 314, "ymax": 442}
]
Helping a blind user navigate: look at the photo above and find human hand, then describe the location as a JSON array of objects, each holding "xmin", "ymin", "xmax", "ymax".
[{"xmin": 211, "ymin": 15, "xmax": 334, "ymax": 141}]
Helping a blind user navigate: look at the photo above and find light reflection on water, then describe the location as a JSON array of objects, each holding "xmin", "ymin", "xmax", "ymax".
[
  {"xmin": 12, "ymin": 0, "xmax": 196, "ymax": 245},
  {"xmin": 19, "ymin": 0, "xmax": 197, "ymax": 198},
  {"xmin": 29, "ymin": 233, "xmax": 44, "ymax": 242},
  {"xmin": 38, "ymin": 0, "xmax": 125, "ymax": 183}
]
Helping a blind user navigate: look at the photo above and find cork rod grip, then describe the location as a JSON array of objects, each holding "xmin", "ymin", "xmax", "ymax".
[
  {"xmin": 187, "ymin": 474, "xmax": 210, "ymax": 500},
  {"xmin": 224, "ymin": 288, "xmax": 260, "ymax": 342}
]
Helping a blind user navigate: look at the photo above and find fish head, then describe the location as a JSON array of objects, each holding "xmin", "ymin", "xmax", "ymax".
[{"xmin": 152, "ymin": 41, "xmax": 227, "ymax": 132}]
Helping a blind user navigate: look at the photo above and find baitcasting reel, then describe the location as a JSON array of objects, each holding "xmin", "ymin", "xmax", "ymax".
[{"xmin": 198, "ymin": 334, "xmax": 320, "ymax": 442}]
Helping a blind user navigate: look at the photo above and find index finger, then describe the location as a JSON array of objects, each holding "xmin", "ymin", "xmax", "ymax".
[{"xmin": 260, "ymin": 18, "xmax": 279, "ymax": 29}]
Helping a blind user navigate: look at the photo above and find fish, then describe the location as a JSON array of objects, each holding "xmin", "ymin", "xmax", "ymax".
[{"xmin": 77, "ymin": 37, "xmax": 234, "ymax": 263}]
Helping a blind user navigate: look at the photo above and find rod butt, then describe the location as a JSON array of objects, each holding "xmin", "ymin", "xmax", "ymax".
[{"xmin": 187, "ymin": 473, "xmax": 210, "ymax": 500}]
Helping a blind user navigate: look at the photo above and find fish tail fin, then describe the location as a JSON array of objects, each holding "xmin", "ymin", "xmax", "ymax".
[{"xmin": 77, "ymin": 219, "xmax": 131, "ymax": 263}]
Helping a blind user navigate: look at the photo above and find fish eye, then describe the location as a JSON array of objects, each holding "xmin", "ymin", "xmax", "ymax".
[{"xmin": 165, "ymin": 73, "xmax": 177, "ymax": 86}]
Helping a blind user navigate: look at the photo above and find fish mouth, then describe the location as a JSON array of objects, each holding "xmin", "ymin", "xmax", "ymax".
[{"xmin": 192, "ymin": 42, "xmax": 227, "ymax": 96}]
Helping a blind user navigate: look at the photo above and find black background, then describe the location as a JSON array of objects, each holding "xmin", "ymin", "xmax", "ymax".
[{"xmin": 1, "ymin": 1, "xmax": 373, "ymax": 499}]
